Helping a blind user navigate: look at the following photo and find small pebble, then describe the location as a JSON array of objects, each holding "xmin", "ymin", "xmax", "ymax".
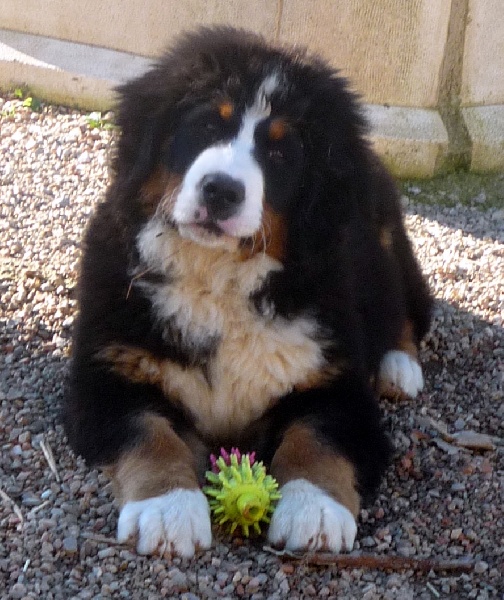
[
  {"xmin": 9, "ymin": 583, "xmax": 27, "ymax": 599},
  {"xmin": 474, "ymin": 561, "xmax": 489, "ymax": 574},
  {"xmin": 97, "ymin": 547, "xmax": 116, "ymax": 559},
  {"xmin": 21, "ymin": 492, "xmax": 41, "ymax": 507},
  {"xmin": 62, "ymin": 536, "xmax": 78, "ymax": 554}
]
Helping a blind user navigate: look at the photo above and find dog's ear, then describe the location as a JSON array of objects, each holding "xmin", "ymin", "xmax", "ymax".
[
  {"xmin": 111, "ymin": 66, "xmax": 181, "ymax": 200},
  {"xmin": 300, "ymin": 70, "xmax": 369, "ymax": 175},
  {"xmin": 294, "ymin": 76, "xmax": 374, "ymax": 242},
  {"xmin": 276, "ymin": 74, "xmax": 377, "ymax": 310}
]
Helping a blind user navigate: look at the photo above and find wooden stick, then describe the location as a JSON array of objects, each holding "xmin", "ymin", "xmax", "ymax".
[
  {"xmin": 80, "ymin": 532, "xmax": 123, "ymax": 545},
  {"xmin": 263, "ymin": 546, "xmax": 475, "ymax": 573},
  {"xmin": 39, "ymin": 436, "xmax": 61, "ymax": 482},
  {"xmin": 0, "ymin": 486, "xmax": 24, "ymax": 526}
]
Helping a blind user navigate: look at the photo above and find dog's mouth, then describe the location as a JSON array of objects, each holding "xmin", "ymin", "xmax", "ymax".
[
  {"xmin": 170, "ymin": 193, "xmax": 263, "ymax": 250},
  {"xmin": 179, "ymin": 219, "xmax": 227, "ymax": 242},
  {"xmin": 177, "ymin": 219, "xmax": 245, "ymax": 250},
  {"xmin": 189, "ymin": 220, "xmax": 225, "ymax": 237}
]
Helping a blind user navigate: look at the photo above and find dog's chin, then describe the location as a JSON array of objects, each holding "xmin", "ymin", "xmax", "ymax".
[{"xmin": 177, "ymin": 222, "xmax": 242, "ymax": 251}]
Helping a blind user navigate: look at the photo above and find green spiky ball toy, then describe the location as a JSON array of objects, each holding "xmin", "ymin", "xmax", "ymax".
[{"xmin": 203, "ymin": 448, "xmax": 281, "ymax": 537}]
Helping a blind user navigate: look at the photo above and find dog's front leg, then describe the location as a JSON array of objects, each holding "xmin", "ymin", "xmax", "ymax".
[
  {"xmin": 108, "ymin": 412, "xmax": 211, "ymax": 558},
  {"xmin": 267, "ymin": 422, "xmax": 359, "ymax": 553}
]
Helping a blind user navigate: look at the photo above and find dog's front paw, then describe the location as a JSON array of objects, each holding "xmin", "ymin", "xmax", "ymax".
[
  {"xmin": 267, "ymin": 479, "xmax": 357, "ymax": 553},
  {"xmin": 379, "ymin": 350, "xmax": 424, "ymax": 399},
  {"xmin": 117, "ymin": 488, "xmax": 211, "ymax": 558}
]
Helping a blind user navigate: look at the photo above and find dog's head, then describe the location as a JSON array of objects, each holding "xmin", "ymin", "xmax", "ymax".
[
  {"xmin": 165, "ymin": 71, "xmax": 306, "ymax": 253},
  {"xmin": 113, "ymin": 27, "xmax": 370, "ymax": 259}
]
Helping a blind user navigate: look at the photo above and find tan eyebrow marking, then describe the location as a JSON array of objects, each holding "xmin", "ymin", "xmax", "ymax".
[
  {"xmin": 218, "ymin": 101, "xmax": 234, "ymax": 120},
  {"xmin": 269, "ymin": 118, "xmax": 287, "ymax": 141}
]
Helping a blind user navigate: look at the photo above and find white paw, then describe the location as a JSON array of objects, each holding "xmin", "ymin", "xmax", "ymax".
[
  {"xmin": 267, "ymin": 479, "xmax": 357, "ymax": 553},
  {"xmin": 117, "ymin": 488, "xmax": 211, "ymax": 558},
  {"xmin": 379, "ymin": 350, "xmax": 423, "ymax": 398}
]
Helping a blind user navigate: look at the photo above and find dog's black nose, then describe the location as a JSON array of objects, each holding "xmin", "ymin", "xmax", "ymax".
[{"xmin": 200, "ymin": 173, "xmax": 245, "ymax": 220}]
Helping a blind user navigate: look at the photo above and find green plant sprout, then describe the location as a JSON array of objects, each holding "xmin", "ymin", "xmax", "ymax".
[
  {"xmin": 9, "ymin": 88, "xmax": 42, "ymax": 112},
  {"xmin": 86, "ymin": 111, "xmax": 115, "ymax": 130}
]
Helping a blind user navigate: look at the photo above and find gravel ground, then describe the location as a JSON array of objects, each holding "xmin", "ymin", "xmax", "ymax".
[{"xmin": 1, "ymin": 96, "xmax": 503, "ymax": 600}]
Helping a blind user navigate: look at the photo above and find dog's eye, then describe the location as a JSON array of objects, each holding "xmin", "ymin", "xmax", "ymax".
[
  {"xmin": 194, "ymin": 121, "xmax": 220, "ymax": 143},
  {"xmin": 197, "ymin": 121, "xmax": 218, "ymax": 136}
]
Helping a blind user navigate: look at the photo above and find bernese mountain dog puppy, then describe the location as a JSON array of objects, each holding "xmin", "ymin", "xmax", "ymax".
[{"xmin": 64, "ymin": 27, "xmax": 432, "ymax": 558}]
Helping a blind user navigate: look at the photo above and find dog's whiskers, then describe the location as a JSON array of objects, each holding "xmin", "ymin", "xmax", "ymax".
[
  {"xmin": 156, "ymin": 184, "xmax": 181, "ymax": 220},
  {"xmin": 260, "ymin": 223, "xmax": 268, "ymax": 258}
]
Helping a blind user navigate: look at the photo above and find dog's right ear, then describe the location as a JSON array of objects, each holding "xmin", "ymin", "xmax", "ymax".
[{"xmin": 112, "ymin": 68, "xmax": 179, "ymax": 201}]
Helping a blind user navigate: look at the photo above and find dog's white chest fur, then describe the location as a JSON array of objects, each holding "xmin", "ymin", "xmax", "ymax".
[{"xmin": 136, "ymin": 221, "xmax": 326, "ymax": 437}]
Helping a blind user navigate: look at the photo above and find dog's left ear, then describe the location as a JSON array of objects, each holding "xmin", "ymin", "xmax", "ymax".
[
  {"xmin": 276, "ymin": 77, "xmax": 376, "ymax": 307},
  {"xmin": 296, "ymin": 81, "xmax": 374, "ymax": 236},
  {"xmin": 313, "ymin": 77, "xmax": 370, "ymax": 182}
]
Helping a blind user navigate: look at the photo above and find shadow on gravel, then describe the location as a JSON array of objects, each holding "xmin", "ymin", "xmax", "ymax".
[
  {"xmin": 357, "ymin": 295, "xmax": 503, "ymax": 577},
  {"xmin": 408, "ymin": 203, "xmax": 504, "ymax": 245}
]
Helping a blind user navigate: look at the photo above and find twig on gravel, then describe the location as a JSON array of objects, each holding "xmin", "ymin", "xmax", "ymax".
[
  {"xmin": 27, "ymin": 500, "xmax": 51, "ymax": 517},
  {"xmin": 0, "ymin": 486, "xmax": 24, "ymax": 526},
  {"xmin": 80, "ymin": 532, "xmax": 125, "ymax": 545},
  {"xmin": 263, "ymin": 546, "xmax": 475, "ymax": 573},
  {"xmin": 39, "ymin": 436, "xmax": 61, "ymax": 482},
  {"xmin": 426, "ymin": 581, "xmax": 441, "ymax": 598},
  {"xmin": 416, "ymin": 416, "xmax": 500, "ymax": 451}
]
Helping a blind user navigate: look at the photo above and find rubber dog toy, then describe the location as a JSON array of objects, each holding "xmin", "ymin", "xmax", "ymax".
[{"xmin": 204, "ymin": 448, "xmax": 281, "ymax": 537}]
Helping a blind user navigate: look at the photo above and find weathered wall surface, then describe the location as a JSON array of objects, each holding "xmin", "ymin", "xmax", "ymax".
[
  {"xmin": 0, "ymin": 1, "xmax": 279, "ymax": 58},
  {"xmin": 1, "ymin": 0, "xmax": 502, "ymax": 176},
  {"xmin": 461, "ymin": 0, "xmax": 504, "ymax": 106},
  {"xmin": 1, "ymin": 0, "xmax": 452, "ymax": 107},
  {"xmin": 279, "ymin": 1, "xmax": 452, "ymax": 108},
  {"xmin": 459, "ymin": 0, "xmax": 504, "ymax": 171}
]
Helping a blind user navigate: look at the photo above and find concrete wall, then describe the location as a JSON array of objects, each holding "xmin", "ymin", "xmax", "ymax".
[
  {"xmin": 0, "ymin": 1, "xmax": 279, "ymax": 58},
  {"xmin": 0, "ymin": 0, "xmax": 452, "ymax": 106},
  {"xmin": 1, "ymin": 0, "xmax": 503, "ymax": 176},
  {"xmin": 460, "ymin": 0, "xmax": 504, "ymax": 171},
  {"xmin": 461, "ymin": 0, "xmax": 504, "ymax": 106},
  {"xmin": 279, "ymin": 1, "xmax": 452, "ymax": 109}
]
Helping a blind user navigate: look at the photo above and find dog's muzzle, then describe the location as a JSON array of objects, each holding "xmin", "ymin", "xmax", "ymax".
[{"xmin": 198, "ymin": 173, "xmax": 245, "ymax": 221}]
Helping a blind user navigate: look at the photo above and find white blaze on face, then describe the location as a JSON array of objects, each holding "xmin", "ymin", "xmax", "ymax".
[{"xmin": 172, "ymin": 74, "xmax": 280, "ymax": 241}]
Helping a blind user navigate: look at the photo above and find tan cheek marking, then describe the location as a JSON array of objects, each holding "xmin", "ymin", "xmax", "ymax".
[
  {"xmin": 262, "ymin": 206, "xmax": 288, "ymax": 262},
  {"xmin": 140, "ymin": 168, "xmax": 182, "ymax": 217},
  {"xmin": 108, "ymin": 413, "xmax": 202, "ymax": 506},
  {"xmin": 240, "ymin": 204, "xmax": 287, "ymax": 262},
  {"xmin": 270, "ymin": 423, "xmax": 360, "ymax": 517}
]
